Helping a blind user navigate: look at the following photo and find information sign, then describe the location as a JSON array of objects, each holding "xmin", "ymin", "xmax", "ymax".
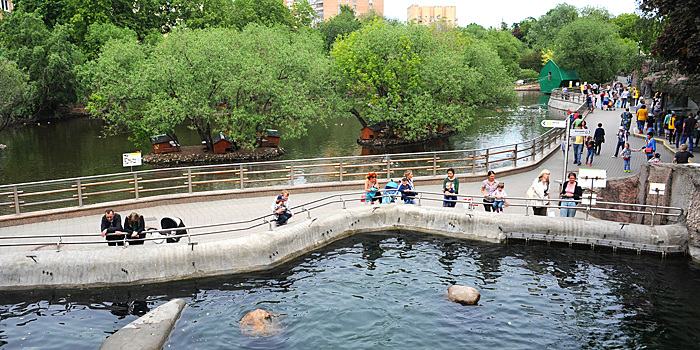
[{"xmin": 123, "ymin": 151, "xmax": 142, "ymax": 167}]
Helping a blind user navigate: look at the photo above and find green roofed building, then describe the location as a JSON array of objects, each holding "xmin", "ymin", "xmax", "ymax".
[{"xmin": 538, "ymin": 60, "xmax": 580, "ymax": 93}]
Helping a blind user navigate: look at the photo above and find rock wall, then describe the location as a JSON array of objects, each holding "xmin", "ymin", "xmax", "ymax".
[{"xmin": 592, "ymin": 176, "xmax": 639, "ymax": 223}]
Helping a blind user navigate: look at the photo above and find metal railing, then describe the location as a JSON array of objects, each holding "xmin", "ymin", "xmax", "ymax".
[
  {"xmin": 0, "ymin": 128, "xmax": 565, "ymax": 216},
  {"xmin": 0, "ymin": 191, "xmax": 684, "ymax": 251},
  {"xmin": 550, "ymin": 88, "xmax": 587, "ymax": 104}
]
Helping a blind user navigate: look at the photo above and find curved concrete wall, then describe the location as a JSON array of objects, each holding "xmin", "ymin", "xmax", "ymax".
[{"xmin": 0, "ymin": 205, "xmax": 688, "ymax": 290}]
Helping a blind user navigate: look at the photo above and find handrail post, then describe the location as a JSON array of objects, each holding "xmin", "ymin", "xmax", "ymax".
[
  {"xmin": 187, "ymin": 168, "xmax": 193, "ymax": 194},
  {"xmin": 532, "ymin": 140, "xmax": 536, "ymax": 163},
  {"xmin": 339, "ymin": 159, "xmax": 344, "ymax": 182},
  {"xmin": 133, "ymin": 173, "xmax": 139, "ymax": 200},
  {"xmin": 471, "ymin": 151, "xmax": 476, "ymax": 174},
  {"xmin": 432, "ymin": 153, "xmax": 437, "ymax": 176},
  {"xmin": 12, "ymin": 185, "xmax": 20, "ymax": 214},
  {"xmin": 485, "ymin": 148, "xmax": 490, "ymax": 171},
  {"xmin": 239, "ymin": 164, "xmax": 245, "ymax": 189},
  {"xmin": 386, "ymin": 155, "xmax": 391, "ymax": 179},
  {"xmin": 514, "ymin": 144, "xmax": 518, "ymax": 168},
  {"xmin": 290, "ymin": 162, "xmax": 295, "ymax": 186},
  {"xmin": 77, "ymin": 179, "xmax": 83, "ymax": 207}
]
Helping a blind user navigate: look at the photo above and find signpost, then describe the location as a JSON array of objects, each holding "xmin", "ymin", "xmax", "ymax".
[
  {"xmin": 540, "ymin": 120, "xmax": 567, "ymax": 128},
  {"xmin": 123, "ymin": 151, "xmax": 142, "ymax": 172},
  {"xmin": 578, "ymin": 169, "xmax": 607, "ymax": 220},
  {"xmin": 570, "ymin": 129, "xmax": 592, "ymax": 136},
  {"xmin": 541, "ymin": 118, "xmax": 569, "ymax": 187},
  {"xmin": 649, "ymin": 183, "xmax": 666, "ymax": 226}
]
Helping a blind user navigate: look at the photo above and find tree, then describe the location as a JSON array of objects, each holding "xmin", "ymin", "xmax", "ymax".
[
  {"xmin": 83, "ymin": 22, "xmax": 138, "ymax": 61},
  {"xmin": 0, "ymin": 9, "xmax": 84, "ymax": 115},
  {"xmin": 512, "ymin": 17, "xmax": 536, "ymax": 41},
  {"xmin": 0, "ymin": 57, "xmax": 32, "ymax": 131},
  {"xmin": 519, "ymin": 49, "xmax": 543, "ymax": 72},
  {"xmin": 291, "ymin": 0, "xmax": 315, "ymax": 28},
  {"xmin": 552, "ymin": 18, "xmax": 636, "ymax": 82},
  {"xmin": 183, "ymin": 0, "xmax": 235, "ymax": 29},
  {"xmin": 612, "ymin": 13, "xmax": 661, "ymax": 54},
  {"xmin": 480, "ymin": 29, "xmax": 524, "ymax": 79},
  {"xmin": 231, "ymin": 0, "xmax": 294, "ymax": 30},
  {"xmin": 331, "ymin": 22, "xmax": 514, "ymax": 140},
  {"xmin": 525, "ymin": 3, "xmax": 578, "ymax": 50},
  {"xmin": 640, "ymin": 0, "xmax": 700, "ymax": 75},
  {"xmin": 87, "ymin": 26, "xmax": 336, "ymax": 150},
  {"xmin": 13, "ymin": 0, "xmax": 67, "ymax": 27},
  {"xmin": 317, "ymin": 5, "xmax": 361, "ymax": 51},
  {"xmin": 579, "ymin": 6, "xmax": 612, "ymax": 22}
]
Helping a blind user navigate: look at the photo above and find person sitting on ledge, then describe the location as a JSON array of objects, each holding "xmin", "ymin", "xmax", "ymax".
[
  {"xmin": 123, "ymin": 212, "xmax": 146, "ymax": 245},
  {"xmin": 100, "ymin": 209, "xmax": 124, "ymax": 246},
  {"xmin": 271, "ymin": 190, "xmax": 294, "ymax": 226}
]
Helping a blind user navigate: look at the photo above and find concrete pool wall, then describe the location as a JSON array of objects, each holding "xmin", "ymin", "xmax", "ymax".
[{"xmin": 0, "ymin": 204, "xmax": 688, "ymax": 291}]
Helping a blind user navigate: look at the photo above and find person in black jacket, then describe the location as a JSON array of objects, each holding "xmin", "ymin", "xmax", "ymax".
[
  {"xmin": 559, "ymin": 173, "xmax": 583, "ymax": 218},
  {"xmin": 100, "ymin": 209, "xmax": 124, "ymax": 246},
  {"xmin": 593, "ymin": 123, "xmax": 605, "ymax": 155},
  {"xmin": 123, "ymin": 212, "xmax": 146, "ymax": 245}
]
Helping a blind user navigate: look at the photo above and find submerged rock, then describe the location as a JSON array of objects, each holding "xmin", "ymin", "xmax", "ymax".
[
  {"xmin": 239, "ymin": 309, "xmax": 283, "ymax": 337},
  {"xmin": 447, "ymin": 285, "xmax": 480, "ymax": 305}
]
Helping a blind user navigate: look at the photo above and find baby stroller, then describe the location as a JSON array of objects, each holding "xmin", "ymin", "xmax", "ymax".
[
  {"xmin": 154, "ymin": 216, "xmax": 187, "ymax": 244},
  {"xmin": 382, "ymin": 180, "xmax": 399, "ymax": 204}
]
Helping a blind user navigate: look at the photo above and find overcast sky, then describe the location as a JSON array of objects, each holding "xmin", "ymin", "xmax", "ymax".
[{"xmin": 383, "ymin": 0, "xmax": 640, "ymax": 28}]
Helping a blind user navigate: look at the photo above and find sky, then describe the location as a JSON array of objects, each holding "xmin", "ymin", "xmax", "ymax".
[{"xmin": 383, "ymin": 0, "xmax": 640, "ymax": 28}]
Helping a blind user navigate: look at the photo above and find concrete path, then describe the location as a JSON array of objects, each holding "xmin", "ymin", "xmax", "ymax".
[{"xmin": 0, "ymin": 105, "xmax": 684, "ymax": 253}]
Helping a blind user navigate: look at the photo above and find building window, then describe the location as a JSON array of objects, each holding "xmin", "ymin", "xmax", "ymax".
[
  {"xmin": 369, "ymin": 3, "xmax": 372, "ymax": 8},
  {"xmin": 353, "ymin": 5, "xmax": 356, "ymax": 9},
  {"xmin": 548, "ymin": 72, "xmax": 552, "ymax": 81}
]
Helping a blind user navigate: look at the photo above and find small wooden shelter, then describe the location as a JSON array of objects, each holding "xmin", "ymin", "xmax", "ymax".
[
  {"xmin": 212, "ymin": 132, "xmax": 233, "ymax": 154},
  {"xmin": 360, "ymin": 123, "xmax": 384, "ymax": 140},
  {"xmin": 150, "ymin": 134, "xmax": 180, "ymax": 154},
  {"xmin": 260, "ymin": 129, "xmax": 280, "ymax": 147},
  {"xmin": 538, "ymin": 60, "xmax": 580, "ymax": 93}
]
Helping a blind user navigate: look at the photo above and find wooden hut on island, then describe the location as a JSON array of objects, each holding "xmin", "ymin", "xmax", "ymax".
[
  {"xmin": 150, "ymin": 134, "xmax": 180, "ymax": 154},
  {"xmin": 212, "ymin": 132, "xmax": 233, "ymax": 154},
  {"xmin": 259, "ymin": 129, "xmax": 280, "ymax": 148},
  {"xmin": 538, "ymin": 60, "xmax": 580, "ymax": 93},
  {"xmin": 360, "ymin": 123, "xmax": 384, "ymax": 140}
]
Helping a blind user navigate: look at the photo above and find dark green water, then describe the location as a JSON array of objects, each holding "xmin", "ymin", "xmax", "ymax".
[
  {"xmin": 0, "ymin": 92, "xmax": 549, "ymax": 185},
  {"xmin": 1, "ymin": 231, "xmax": 699, "ymax": 349}
]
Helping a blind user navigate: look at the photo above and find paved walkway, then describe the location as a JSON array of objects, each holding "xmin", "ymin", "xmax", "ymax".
[{"xmin": 0, "ymin": 104, "xmax": 683, "ymax": 253}]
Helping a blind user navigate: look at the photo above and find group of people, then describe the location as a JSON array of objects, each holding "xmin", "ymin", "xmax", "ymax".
[
  {"xmin": 582, "ymin": 82, "xmax": 639, "ymax": 113},
  {"xmin": 100, "ymin": 209, "xmax": 146, "ymax": 246}
]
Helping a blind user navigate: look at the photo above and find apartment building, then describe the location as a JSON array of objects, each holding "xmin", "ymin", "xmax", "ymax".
[
  {"xmin": 285, "ymin": 0, "xmax": 383, "ymax": 23},
  {"xmin": 407, "ymin": 5, "xmax": 457, "ymax": 26}
]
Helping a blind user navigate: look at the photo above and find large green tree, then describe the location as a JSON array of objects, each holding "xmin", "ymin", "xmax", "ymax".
[
  {"xmin": 525, "ymin": 3, "xmax": 578, "ymax": 50},
  {"xmin": 640, "ymin": 0, "xmax": 700, "ymax": 75},
  {"xmin": 0, "ymin": 57, "xmax": 32, "ymax": 131},
  {"xmin": 231, "ymin": 0, "xmax": 294, "ymax": 30},
  {"xmin": 87, "ymin": 25, "xmax": 336, "ymax": 150},
  {"xmin": 317, "ymin": 5, "xmax": 361, "ymax": 51},
  {"xmin": 332, "ymin": 22, "xmax": 514, "ymax": 140},
  {"xmin": 552, "ymin": 18, "xmax": 636, "ymax": 82}
]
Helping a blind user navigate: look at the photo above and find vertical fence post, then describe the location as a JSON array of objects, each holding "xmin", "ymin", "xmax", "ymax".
[
  {"xmin": 77, "ymin": 179, "xmax": 83, "ymax": 207},
  {"xmin": 532, "ymin": 140, "xmax": 537, "ymax": 163},
  {"xmin": 386, "ymin": 155, "xmax": 392, "ymax": 179},
  {"xmin": 432, "ymin": 153, "xmax": 437, "ymax": 176},
  {"xmin": 339, "ymin": 159, "xmax": 344, "ymax": 182},
  {"xmin": 187, "ymin": 168, "xmax": 193, "ymax": 194},
  {"xmin": 13, "ymin": 185, "xmax": 20, "ymax": 215},
  {"xmin": 290, "ymin": 162, "xmax": 295, "ymax": 186},
  {"xmin": 485, "ymin": 148, "xmax": 490, "ymax": 171},
  {"xmin": 239, "ymin": 164, "xmax": 244, "ymax": 189},
  {"xmin": 133, "ymin": 173, "xmax": 139, "ymax": 200},
  {"xmin": 471, "ymin": 151, "xmax": 476, "ymax": 174},
  {"xmin": 514, "ymin": 144, "xmax": 518, "ymax": 168}
]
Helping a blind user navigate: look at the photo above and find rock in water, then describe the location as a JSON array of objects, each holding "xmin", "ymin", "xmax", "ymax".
[
  {"xmin": 447, "ymin": 285, "xmax": 481, "ymax": 305},
  {"xmin": 239, "ymin": 309, "xmax": 283, "ymax": 337}
]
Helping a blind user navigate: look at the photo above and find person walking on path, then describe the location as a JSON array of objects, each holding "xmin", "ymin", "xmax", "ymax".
[
  {"xmin": 572, "ymin": 126, "xmax": 585, "ymax": 166},
  {"xmin": 663, "ymin": 110, "xmax": 674, "ymax": 140},
  {"xmin": 681, "ymin": 113, "xmax": 697, "ymax": 152},
  {"xmin": 640, "ymin": 132, "xmax": 657, "ymax": 161},
  {"xmin": 559, "ymin": 172, "xmax": 583, "ymax": 217},
  {"xmin": 526, "ymin": 170, "xmax": 550, "ymax": 216},
  {"xmin": 674, "ymin": 114, "xmax": 684, "ymax": 148},
  {"xmin": 621, "ymin": 88, "xmax": 629, "ymax": 108},
  {"xmin": 594, "ymin": 123, "xmax": 605, "ymax": 155},
  {"xmin": 612, "ymin": 126, "xmax": 627, "ymax": 157},
  {"xmin": 621, "ymin": 143, "xmax": 639, "ymax": 173},
  {"xmin": 695, "ymin": 111, "xmax": 700, "ymax": 147},
  {"xmin": 636, "ymin": 104, "xmax": 648, "ymax": 134},
  {"xmin": 620, "ymin": 108, "xmax": 632, "ymax": 135},
  {"xmin": 674, "ymin": 144, "xmax": 694, "ymax": 164},
  {"xmin": 585, "ymin": 136, "xmax": 596, "ymax": 166},
  {"xmin": 481, "ymin": 170, "xmax": 499, "ymax": 212}
]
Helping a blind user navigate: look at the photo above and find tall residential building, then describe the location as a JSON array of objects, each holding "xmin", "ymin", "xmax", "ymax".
[
  {"xmin": 407, "ymin": 5, "xmax": 457, "ymax": 26},
  {"xmin": 285, "ymin": 0, "xmax": 383, "ymax": 23},
  {"xmin": 0, "ymin": 0, "xmax": 13, "ymax": 18}
]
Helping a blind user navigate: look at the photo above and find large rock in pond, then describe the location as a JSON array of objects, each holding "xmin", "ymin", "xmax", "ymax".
[
  {"xmin": 239, "ymin": 309, "xmax": 283, "ymax": 337},
  {"xmin": 447, "ymin": 285, "xmax": 481, "ymax": 305}
]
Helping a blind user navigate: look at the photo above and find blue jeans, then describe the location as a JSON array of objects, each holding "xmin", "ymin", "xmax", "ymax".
[
  {"xmin": 624, "ymin": 158, "xmax": 630, "ymax": 171},
  {"xmin": 637, "ymin": 120, "xmax": 645, "ymax": 133},
  {"xmin": 493, "ymin": 200, "xmax": 504, "ymax": 212},
  {"xmin": 681, "ymin": 134, "xmax": 694, "ymax": 152},
  {"xmin": 573, "ymin": 144, "xmax": 583, "ymax": 163},
  {"xmin": 586, "ymin": 148, "xmax": 595, "ymax": 164},
  {"xmin": 614, "ymin": 140, "xmax": 625, "ymax": 156},
  {"xmin": 654, "ymin": 122, "xmax": 662, "ymax": 135},
  {"xmin": 621, "ymin": 98, "xmax": 627, "ymax": 108},
  {"xmin": 560, "ymin": 200, "xmax": 578, "ymax": 217}
]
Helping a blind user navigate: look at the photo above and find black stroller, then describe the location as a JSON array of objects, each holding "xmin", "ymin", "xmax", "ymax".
[{"xmin": 153, "ymin": 216, "xmax": 187, "ymax": 244}]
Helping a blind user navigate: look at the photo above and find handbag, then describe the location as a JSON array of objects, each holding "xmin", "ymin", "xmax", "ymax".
[{"xmin": 645, "ymin": 147, "xmax": 653, "ymax": 154}]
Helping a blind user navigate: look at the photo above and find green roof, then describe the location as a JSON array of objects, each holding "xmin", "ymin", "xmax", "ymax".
[{"xmin": 538, "ymin": 60, "xmax": 580, "ymax": 93}]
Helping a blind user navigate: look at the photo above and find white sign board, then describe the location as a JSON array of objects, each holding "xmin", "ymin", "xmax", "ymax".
[
  {"xmin": 123, "ymin": 151, "xmax": 142, "ymax": 167},
  {"xmin": 571, "ymin": 129, "xmax": 592, "ymax": 136},
  {"xmin": 578, "ymin": 169, "xmax": 607, "ymax": 188},
  {"xmin": 582, "ymin": 194, "xmax": 597, "ymax": 206},
  {"xmin": 649, "ymin": 183, "xmax": 665, "ymax": 195},
  {"xmin": 541, "ymin": 120, "xmax": 567, "ymax": 128}
]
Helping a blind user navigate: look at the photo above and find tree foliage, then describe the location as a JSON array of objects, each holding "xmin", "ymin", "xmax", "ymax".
[
  {"xmin": 552, "ymin": 18, "xmax": 636, "ymax": 82},
  {"xmin": 231, "ymin": 0, "xmax": 295, "ymax": 30},
  {"xmin": 640, "ymin": 0, "xmax": 700, "ymax": 75},
  {"xmin": 87, "ymin": 26, "xmax": 336, "ymax": 150},
  {"xmin": 525, "ymin": 3, "xmax": 578, "ymax": 50},
  {"xmin": 317, "ymin": 5, "xmax": 362, "ymax": 51},
  {"xmin": 332, "ymin": 22, "xmax": 514, "ymax": 140},
  {"xmin": 0, "ymin": 57, "xmax": 32, "ymax": 131}
]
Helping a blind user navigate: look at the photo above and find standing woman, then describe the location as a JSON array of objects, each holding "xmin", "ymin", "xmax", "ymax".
[
  {"xmin": 480, "ymin": 170, "xmax": 499, "ymax": 212},
  {"xmin": 364, "ymin": 172, "xmax": 381, "ymax": 204},
  {"xmin": 443, "ymin": 168, "xmax": 459, "ymax": 208},
  {"xmin": 639, "ymin": 132, "xmax": 656, "ymax": 161},
  {"xmin": 123, "ymin": 212, "xmax": 146, "ymax": 245},
  {"xmin": 527, "ymin": 169, "xmax": 551, "ymax": 216},
  {"xmin": 559, "ymin": 173, "xmax": 583, "ymax": 217}
]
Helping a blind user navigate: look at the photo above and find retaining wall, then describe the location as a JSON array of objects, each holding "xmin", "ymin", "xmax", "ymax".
[{"xmin": 0, "ymin": 205, "xmax": 688, "ymax": 291}]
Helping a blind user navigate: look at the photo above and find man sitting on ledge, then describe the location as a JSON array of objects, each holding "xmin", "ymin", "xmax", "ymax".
[{"xmin": 100, "ymin": 209, "xmax": 124, "ymax": 246}]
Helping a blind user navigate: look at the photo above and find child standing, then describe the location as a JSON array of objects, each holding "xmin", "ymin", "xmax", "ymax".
[
  {"xmin": 398, "ymin": 177, "xmax": 416, "ymax": 204},
  {"xmin": 442, "ymin": 181, "xmax": 457, "ymax": 207},
  {"xmin": 492, "ymin": 183, "xmax": 508, "ymax": 213},
  {"xmin": 621, "ymin": 143, "xmax": 639, "ymax": 173},
  {"xmin": 585, "ymin": 136, "xmax": 596, "ymax": 166}
]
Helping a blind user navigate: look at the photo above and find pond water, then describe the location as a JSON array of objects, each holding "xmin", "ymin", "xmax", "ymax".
[
  {"xmin": 0, "ymin": 92, "xmax": 550, "ymax": 185},
  {"xmin": 1, "ymin": 231, "xmax": 699, "ymax": 349}
]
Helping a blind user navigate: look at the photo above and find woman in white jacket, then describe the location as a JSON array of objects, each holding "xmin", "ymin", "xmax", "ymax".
[{"xmin": 526, "ymin": 169, "xmax": 551, "ymax": 216}]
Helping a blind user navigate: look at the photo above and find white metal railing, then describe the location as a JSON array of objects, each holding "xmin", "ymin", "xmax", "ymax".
[
  {"xmin": 550, "ymin": 88, "xmax": 587, "ymax": 104},
  {"xmin": 0, "ymin": 191, "xmax": 683, "ymax": 251},
  {"xmin": 0, "ymin": 128, "xmax": 565, "ymax": 216}
]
